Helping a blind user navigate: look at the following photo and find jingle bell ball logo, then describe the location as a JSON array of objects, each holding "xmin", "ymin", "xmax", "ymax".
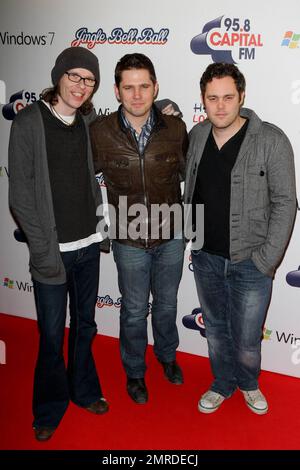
[
  {"xmin": 96, "ymin": 295, "xmax": 122, "ymax": 309},
  {"xmin": 190, "ymin": 15, "xmax": 263, "ymax": 63},
  {"xmin": 71, "ymin": 27, "xmax": 169, "ymax": 49}
]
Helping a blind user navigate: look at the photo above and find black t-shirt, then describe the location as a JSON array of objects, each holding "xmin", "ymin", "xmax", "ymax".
[{"xmin": 192, "ymin": 119, "xmax": 248, "ymax": 259}]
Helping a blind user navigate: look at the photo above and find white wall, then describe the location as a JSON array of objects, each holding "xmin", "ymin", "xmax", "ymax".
[{"xmin": 1, "ymin": 0, "xmax": 299, "ymax": 377}]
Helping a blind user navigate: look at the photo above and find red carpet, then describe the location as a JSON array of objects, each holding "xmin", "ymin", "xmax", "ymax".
[{"xmin": 0, "ymin": 313, "xmax": 300, "ymax": 450}]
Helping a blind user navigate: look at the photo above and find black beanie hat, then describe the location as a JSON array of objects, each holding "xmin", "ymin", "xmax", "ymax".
[{"xmin": 51, "ymin": 47, "xmax": 100, "ymax": 92}]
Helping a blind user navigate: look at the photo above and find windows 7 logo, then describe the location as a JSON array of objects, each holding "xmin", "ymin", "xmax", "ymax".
[
  {"xmin": 263, "ymin": 327, "xmax": 272, "ymax": 341},
  {"xmin": 281, "ymin": 31, "xmax": 300, "ymax": 48},
  {"xmin": 3, "ymin": 277, "xmax": 14, "ymax": 289}
]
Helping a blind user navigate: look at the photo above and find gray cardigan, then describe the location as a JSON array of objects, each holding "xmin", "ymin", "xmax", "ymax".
[
  {"xmin": 184, "ymin": 108, "xmax": 297, "ymax": 277},
  {"xmin": 8, "ymin": 101, "xmax": 106, "ymax": 284}
]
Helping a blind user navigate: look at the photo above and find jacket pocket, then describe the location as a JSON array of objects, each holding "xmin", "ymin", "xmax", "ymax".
[
  {"xmin": 30, "ymin": 238, "xmax": 61, "ymax": 278},
  {"xmin": 153, "ymin": 153, "xmax": 180, "ymax": 184},
  {"xmin": 104, "ymin": 157, "xmax": 132, "ymax": 192},
  {"xmin": 247, "ymin": 164, "xmax": 268, "ymax": 191},
  {"xmin": 248, "ymin": 206, "xmax": 270, "ymax": 242}
]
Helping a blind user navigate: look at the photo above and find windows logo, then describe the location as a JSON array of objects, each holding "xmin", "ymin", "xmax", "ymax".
[
  {"xmin": 281, "ymin": 31, "xmax": 300, "ymax": 49},
  {"xmin": 3, "ymin": 277, "xmax": 14, "ymax": 289}
]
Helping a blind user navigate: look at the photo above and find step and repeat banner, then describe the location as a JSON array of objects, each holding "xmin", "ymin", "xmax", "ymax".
[{"xmin": 1, "ymin": 0, "xmax": 300, "ymax": 376}]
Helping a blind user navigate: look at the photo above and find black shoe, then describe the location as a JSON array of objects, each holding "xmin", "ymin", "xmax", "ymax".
[
  {"xmin": 84, "ymin": 397, "xmax": 109, "ymax": 414},
  {"xmin": 33, "ymin": 427, "xmax": 56, "ymax": 442},
  {"xmin": 126, "ymin": 377, "xmax": 148, "ymax": 404},
  {"xmin": 160, "ymin": 360, "xmax": 183, "ymax": 384}
]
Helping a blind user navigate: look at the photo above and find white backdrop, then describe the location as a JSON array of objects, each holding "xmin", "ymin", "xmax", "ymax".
[{"xmin": 1, "ymin": 0, "xmax": 299, "ymax": 377}]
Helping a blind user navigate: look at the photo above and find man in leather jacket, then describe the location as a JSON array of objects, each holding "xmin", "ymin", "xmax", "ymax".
[{"xmin": 90, "ymin": 53, "xmax": 188, "ymax": 404}]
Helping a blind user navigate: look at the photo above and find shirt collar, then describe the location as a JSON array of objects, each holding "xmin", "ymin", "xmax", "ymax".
[{"xmin": 121, "ymin": 107, "xmax": 155, "ymax": 133}]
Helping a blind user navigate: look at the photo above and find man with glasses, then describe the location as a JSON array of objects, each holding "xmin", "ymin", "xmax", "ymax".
[{"xmin": 8, "ymin": 47, "xmax": 109, "ymax": 441}]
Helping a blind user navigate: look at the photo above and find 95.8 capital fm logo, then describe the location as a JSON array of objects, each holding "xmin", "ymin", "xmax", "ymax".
[
  {"xmin": 2, "ymin": 90, "xmax": 40, "ymax": 120},
  {"xmin": 190, "ymin": 15, "xmax": 263, "ymax": 63},
  {"xmin": 182, "ymin": 308, "xmax": 206, "ymax": 338}
]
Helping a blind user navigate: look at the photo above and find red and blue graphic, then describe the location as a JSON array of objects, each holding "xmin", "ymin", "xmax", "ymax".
[
  {"xmin": 2, "ymin": 90, "xmax": 40, "ymax": 120},
  {"xmin": 96, "ymin": 173, "xmax": 106, "ymax": 188},
  {"xmin": 182, "ymin": 307, "xmax": 206, "ymax": 338},
  {"xmin": 190, "ymin": 15, "xmax": 263, "ymax": 63},
  {"xmin": 97, "ymin": 295, "xmax": 122, "ymax": 309},
  {"xmin": 192, "ymin": 102, "xmax": 206, "ymax": 124},
  {"xmin": 97, "ymin": 295, "xmax": 152, "ymax": 312},
  {"xmin": 286, "ymin": 267, "xmax": 300, "ymax": 288}
]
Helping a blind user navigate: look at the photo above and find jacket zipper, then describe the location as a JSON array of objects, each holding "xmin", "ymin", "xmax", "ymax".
[
  {"xmin": 136, "ymin": 131, "xmax": 157, "ymax": 249},
  {"xmin": 127, "ymin": 122, "xmax": 161, "ymax": 249},
  {"xmin": 138, "ymin": 150, "xmax": 149, "ymax": 248}
]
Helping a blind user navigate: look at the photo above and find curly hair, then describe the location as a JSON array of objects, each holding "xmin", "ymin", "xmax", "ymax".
[{"xmin": 200, "ymin": 63, "xmax": 246, "ymax": 98}]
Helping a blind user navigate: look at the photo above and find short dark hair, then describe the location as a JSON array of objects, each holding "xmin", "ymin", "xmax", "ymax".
[
  {"xmin": 115, "ymin": 53, "xmax": 157, "ymax": 88},
  {"xmin": 200, "ymin": 63, "xmax": 246, "ymax": 98}
]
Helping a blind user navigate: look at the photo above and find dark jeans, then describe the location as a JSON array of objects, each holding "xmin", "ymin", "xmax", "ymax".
[
  {"xmin": 112, "ymin": 239, "xmax": 184, "ymax": 378},
  {"xmin": 32, "ymin": 242, "xmax": 102, "ymax": 429},
  {"xmin": 192, "ymin": 250, "xmax": 272, "ymax": 397}
]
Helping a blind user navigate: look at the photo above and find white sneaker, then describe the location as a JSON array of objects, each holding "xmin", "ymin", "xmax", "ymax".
[
  {"xmin": 241, "ymin": 389, "xmax": 268, "ymax": 415},
  {"xmin": 198, "ymin": 390, "xmax": 225, "ymax": 414}
]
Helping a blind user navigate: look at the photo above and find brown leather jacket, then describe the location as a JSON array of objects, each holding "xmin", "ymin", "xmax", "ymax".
[{"xmin": 90, "ymin": 105, "xmax": 188, "ymax": 249}]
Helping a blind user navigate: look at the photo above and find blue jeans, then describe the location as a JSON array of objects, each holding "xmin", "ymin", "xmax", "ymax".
[
  {"xmin": 32, "ymin": 242, "xmax": 102, "ymax": 429},
  {"xmin": 191, "ymin": 250, "xmax": 272, "ymax": 397},
  {"xmin": 112, "ymin": 239, "xmax": 184, "ymax": 378}
]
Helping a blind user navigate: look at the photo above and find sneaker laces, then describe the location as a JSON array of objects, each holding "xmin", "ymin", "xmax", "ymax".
[
  {"xmin": 202, "ymin": 390, "xmax": 224, "ymax": 406},
  {"xmin": 243, "ymin": 389, "xmax": 266, "ymax": 405}
]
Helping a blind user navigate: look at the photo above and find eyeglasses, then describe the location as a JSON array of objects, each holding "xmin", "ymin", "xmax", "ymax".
[{"xmin": 65, "ymin": 71, "xmax": 96, "ymax": 87}]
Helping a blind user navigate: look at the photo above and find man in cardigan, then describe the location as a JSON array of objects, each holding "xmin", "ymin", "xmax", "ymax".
[
  {"xmin": 8, "ymin": 47, "xmax": 109, "ymax": 441},
  {"xmin": 184, "ymin": 62, "xmax": 296, "ymax": 415}
]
